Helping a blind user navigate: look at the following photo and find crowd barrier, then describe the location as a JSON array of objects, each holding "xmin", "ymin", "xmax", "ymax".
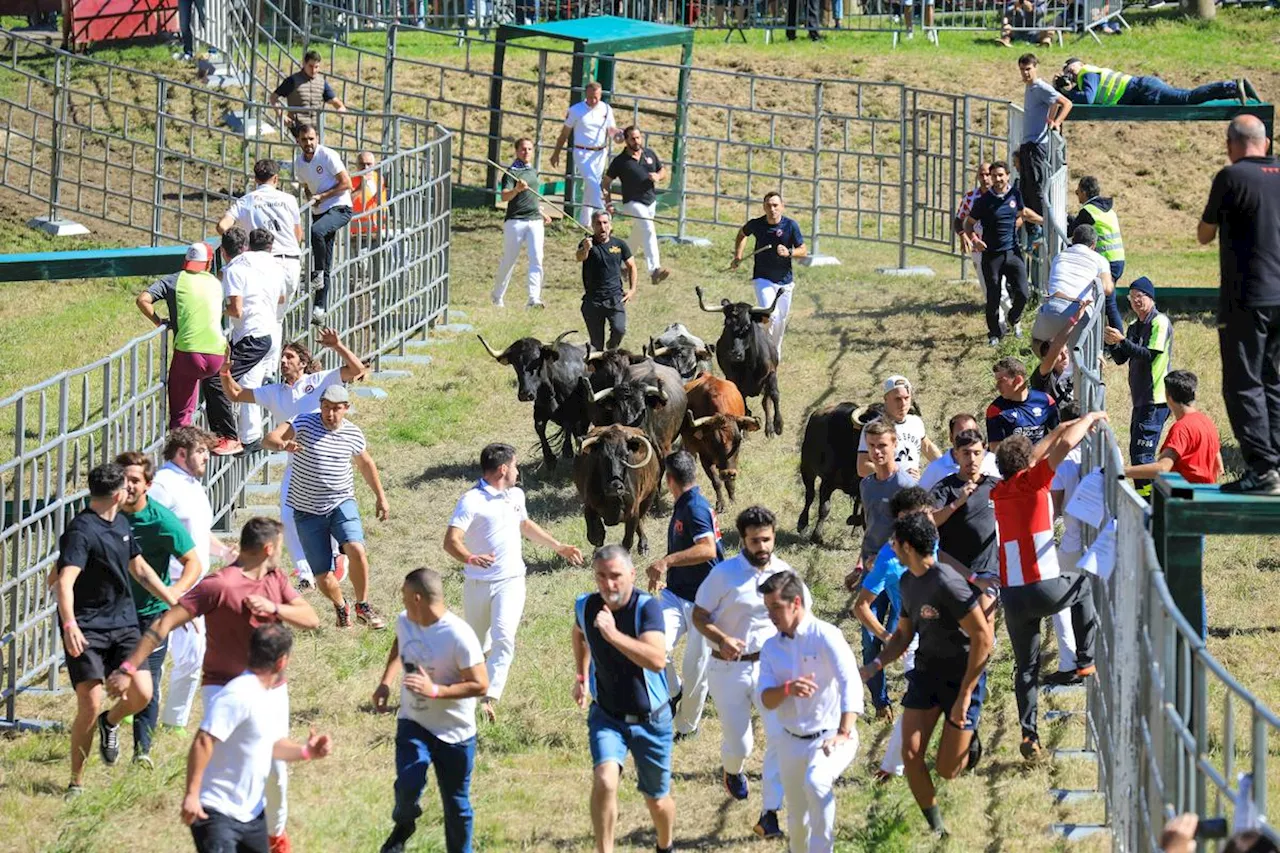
[{"xmin": 0, "ymin": 30, "xmax": 452, "ymax": 729}]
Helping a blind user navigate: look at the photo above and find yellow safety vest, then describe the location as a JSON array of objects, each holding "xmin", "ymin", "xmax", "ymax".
[
  {"xmin": 1082, "ymin": 201, "xmax": 1125, "ymax": 262},
  {"xmin": 1080, "ymin": 64, "xmax": 1132, "ymax": 106}
]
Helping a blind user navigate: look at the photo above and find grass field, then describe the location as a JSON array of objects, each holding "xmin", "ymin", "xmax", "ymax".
[{"xmin": 2, "ymin": 10, "xmax": 1280, "ymax": 851}]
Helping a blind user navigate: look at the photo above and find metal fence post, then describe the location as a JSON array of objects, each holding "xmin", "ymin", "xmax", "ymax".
[
  {"xmin": 152, "ymin": 79, "xmax": 168, "ymax": 246},
  {"xmin": 809, "ymin": 81, "xmax": 823, "ymax": 259},
  {"xmin": 897, "ymin": 85, "xmax": 909, "ymax": 271},
  {"xmin": 47, "ymin": 54, "xmax": 68, "ymax": 225}
]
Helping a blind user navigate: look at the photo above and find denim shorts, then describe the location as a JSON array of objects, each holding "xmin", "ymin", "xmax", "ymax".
[
  {"xmin": 588, "ymin": 703, "xmax": 673, "ymax": 799},
  {"xmin": 293, "ymin": 498, "xmax": 364, "ymax": 576}
]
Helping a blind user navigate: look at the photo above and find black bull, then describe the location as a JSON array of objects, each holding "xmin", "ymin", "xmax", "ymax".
[
  {"xmin": 478, "ymin": 331, "xmax": 589, "ymax": 470},
  {"xmin": 573, "ymin": 425, "xmax": 662, "ymax": 554},
  {"xmin": 695, "ymin": 286, "xmax": 783, "ymax": 437},
  {"xmin": 580, "ymin": 360, "xmax": 688, "ymax": 464}
]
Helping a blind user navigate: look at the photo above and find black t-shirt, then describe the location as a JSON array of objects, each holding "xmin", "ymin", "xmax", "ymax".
[
  {"xmin": 606, "ymin": 147, "xmax": 663, "ymax": 206},
  {"xmin": 742, "ymin": 215, "xmax": 804, "ymax": 284},
  {"xmin": 968, "ymin": 187, "xmax": 1024, "ymax": 254},
  {"xmin": 1201, "ymin": 156, "xmax": 1280, "ymax": 317},
  {"xmin": 899, "ymin": 559, "xmax": 980, "ymax": 669},
  {"xmin": 576, "ymin": 589, "xmax": 668, "ymax": 717},
  {"xmin": 1029, "ymin": 366, "xmax": 1073, "ymax": 406},
  {"xmin": 929, "ymin": 474, "xmax": 999, "ymax": 576},
  {"xmin": 56, "ymin": 509, "xmax": 142, "ymax": 631},
  {"xmin": 581, "ymin": 236, "xmax": 632, "ymax": 308}
]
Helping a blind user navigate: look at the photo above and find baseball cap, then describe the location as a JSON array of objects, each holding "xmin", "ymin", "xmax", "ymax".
[
  {"xmin": 182, "ymin": 242, "xmax": 211, "ymax": 271},
  {"xmin": 321, "ymin": 385, "xmax": 350, "ymax": 404},
  {"xmin": 1129, "ymin": 276, "xmax": 1156, "ymax": 301},
  {"xmin": 882, "ymin": 375, "xmax": 912, "ymax": 396}
]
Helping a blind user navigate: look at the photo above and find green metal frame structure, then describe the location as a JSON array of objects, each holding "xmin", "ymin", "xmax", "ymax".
[
  {"xmin": 0, "ymin": 243, "xmax": 194, "ymax": 283},
  {"xmin": 485, "ymin": 16, "xmax": 695, "ymax": 218},
  {"xmin": 1065, "ymin": 100, "xmax": 1274, "ymax": 140}
]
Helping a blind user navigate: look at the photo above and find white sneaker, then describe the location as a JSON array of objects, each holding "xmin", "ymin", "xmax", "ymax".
[
  {"xmin": 1014, "ymin": 322, "xmax": 1023, "ymax": 338},
  {"xmin": 311, "ymin": 306, "xmax": 326, "ymax": 325},
  {"xmin": 927, "ymin": 28, "xmax": 938, "ymax": 43},
  {"xmin": 526, "ymin": 299, "xmax": 545, "ymax": 309},
  {"xmin": 491, "ymin": 294, "xmax": 505, "ymax": 308},
  {"xmin": 988, "ymin": 336, "xmax": 1000, "ymax": 347}
]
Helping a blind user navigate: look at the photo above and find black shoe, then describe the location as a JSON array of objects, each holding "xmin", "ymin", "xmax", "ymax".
[
  {"xmin": 1221, "ymin": 468, "xmax": 1280, "ymax": 496},
  {"xmin": 97, "ymin": 711, "xmax": 120, "ymax": 765},
  {"xmin": 753, "ymin": 809, "xmax": 784, "ymax": 839},
  {"xmin": 673, "ymin": 728, "xmax": 698, "ymax": 744},
  {"xmin": 966, "ymin": 730, "xmax": 983, "ymax": 772},
  {"xmin": 380, "ymin": 822, "xmax": 416, "ymax": 853},
  {"xmin": 668, "ymin": 689, "xmax": 683, "ymax": 718},
  {"xmin": 1019, "ymin": 735, "xmax": 1043, "ymax": 762},
  {"xmin": 1042, "ymin": 669, "xmax": 1083, "ymax": 687}
]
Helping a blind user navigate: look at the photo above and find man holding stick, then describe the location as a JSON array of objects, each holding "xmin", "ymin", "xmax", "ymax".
[
  {"xmin": 575, "ymin": 211, "xmax": 638, "ymax": 350},
  {"xmin": 492, "ymin": 138, "xmax": 553, "ymax": 310}
]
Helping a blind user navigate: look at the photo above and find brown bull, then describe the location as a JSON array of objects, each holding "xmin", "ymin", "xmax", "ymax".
[
  {"xmin": 573, "ymin": 425, "xmax": 662, "ymax": 555},
  {"xmin": 680, "ymin": 373, "xmax": 761, "ymax": 512}
]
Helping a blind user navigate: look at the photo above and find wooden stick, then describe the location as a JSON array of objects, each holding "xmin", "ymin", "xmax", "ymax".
[
  {"xmin": 486, "ymin": 157, "xmax": 592, "ymax": 235},
  {"xmin": 722, "ymin": 243, "xmax": 779, "ymax": 273}
]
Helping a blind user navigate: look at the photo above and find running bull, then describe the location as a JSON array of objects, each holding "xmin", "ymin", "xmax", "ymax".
[
  {"xmin": 574, "ymin": 425, "xmax": 662, "ymax": 554},
  {"xmin": 681, "ymin": 373, "xmax": 761, "ymax": 512},
  {"xmin": 694, "ymin": 286, "xmax": 783, "ymax": 437}
]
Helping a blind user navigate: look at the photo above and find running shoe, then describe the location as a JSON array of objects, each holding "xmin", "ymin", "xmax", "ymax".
[
  {"xmin": 379, "ymin": 822, "xmax": 416, "ymax": 853},
  {"xmin": 753, "ymin": 809, "xmax": 783, "ymax": 839},
  {"xmin": 1042, "ymin": 669, "xmax": 1083, "ymax": 687},
  {"xmin": 295, "ymin": 577, "xmax": 314, "ymax": 592},
  {"xmin": 64, "ymin": 784, "xmax": 84, "ymax": 801},
  {"xmin": 651, "ymin": 268, "xmax": 670, "ymax": 285},
  {"xmin": 355, "ymin": 601, "xmax": 386, "ymax": 629},
  {"xmin": 673, "ymin": 728, "xmax": 699, "ymax": 744},
  {"xmin": 988, "ymin": 336, "xmax": 1001, "ymax": 347},
  {"xmin": 268, "ymin": 833, "xmax": 293, "ymax": 853},
  {"xmin": 1221, "ymin": 468, "xmax": 1280, "ymax": 496},
  {"xmin": 723, "ymin": 769, "xmax": 749, "ymax": 801},
  {"xmin": 1076, "ymin": 664, "xmax": 1097, "ymax": 679},
  {"xmin": 526, "ymin": 299, "xmax": 545, "ymax": 309},
  {"xmin": 133, "ymin": 752, "xmax": 154, "ymax": 770},
  {"xmin": 335, "ymin": 601, "xmax": 352, "ymax": 628},
  {"xmin": 1019, "ymin": 735, "xmax": 1043, "ymax": 761},
  {"xmin": 211, "ymin": 437, "xmax": 244, "ymax": 456},
  {"xmin": 97, "ymin": 711, "xmax": 120, "ymax": 765},
  {"xmin": 875, "ymin": 704, "xmax": 895, "ymax": 723},
  {"xmin": 967, "ymin": 730, "xmax": 983, "ymax": 772},
  {"xmin": 311, "ymin": 306, "xmax": 327, "ymax": 326}
]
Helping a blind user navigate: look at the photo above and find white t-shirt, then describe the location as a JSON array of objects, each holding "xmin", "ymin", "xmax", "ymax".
[
  {"xmin": 563, "ymin": 100, "xmax": 616, "ymax": 150},
  {"xmin": 857, "ymin": 413, "xmax": 928, "ymax": 472},
  {"xmin": 198, "ymin": 673, "xmax": 289, "ymax": 823},
  {"xmin": 294, "ymin": 145, "xmax": 353, "ymax": 214},
  {"xmin": 252, "ymin": 368, "xmax": 342, "ymax": 425},
  {"xmin": 918, "ymin": 448, "xmax": 1002, "ymax": 491},
  {"xmin": 694, "ymin": 553, "xmax": 811, "ymax": 656},
  {"xmin": 222, "ymin": 252, "xmax": 288, "ymax": 344},
  {"xmin": 224, "ymin": 185, "xmax": 302, "ymax": 258},
  {"xmin": 150, "ymin": 461, "xmax": 212, "ymax": 580},
  {"xmin": 1047, "ymin": 244, "xmax": 1109, "ymax": 302},
  {"xmin": 447, "ymin": 480, "xmax": 528, "ymax": 582},
  {"xmin": 396, "ymin": 611, "xmax": 486, "ymax": 744},
  {"xmin": 1051, "ymin": 446, "xmax": 1085, "ymax": 556}
]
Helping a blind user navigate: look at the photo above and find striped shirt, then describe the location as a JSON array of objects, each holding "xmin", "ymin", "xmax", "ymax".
[
  {"xmin": 285, "ymin": 412, "xmax": 366, "ymax": 515},
  {"xmin": 956, "ymin": 187, "xmax": 985, "ymax": 239}
]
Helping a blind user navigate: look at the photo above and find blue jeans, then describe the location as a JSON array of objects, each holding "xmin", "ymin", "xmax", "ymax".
[
  {"xmin": 860, "ymin": 590, "xmax": 898, "ymax": 709},
  {"xmin": 1104, "ymin": 260, "xmax": 1126, "ymax": 331},
  {"xmin": 293, "ymin": 499, "xmax": 364, "ymax": 576},
  {"xmin": 133, "ymin": 615, "xmax": 168, "ymax": 754},
  {"xmin": 1121, "ymin": 76, "xmax": 1238, "ymax": 106},
  {"xmin": 587, "ymin": 703, "xmax": 673, "ymax": 799},
  {"xmin": 178, "ymin": 0, "xmax": 205, "ymax": 56},
  {"xmin": 393, "ymin": 718, "xmax": 475, "ymax": 853},
  {"xmin": 310, "ymin": 205, "xmax": 353, "ymax": 310},
  {"xmin": 1130, "ymin": 403, "xmax": 1170, "ymax": 496}
]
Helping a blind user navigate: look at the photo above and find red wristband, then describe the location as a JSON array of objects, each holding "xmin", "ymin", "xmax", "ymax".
[
  {"xmin": 300, "ymin": 744, "xmax": 312, "ymax": 761},
  {"xmin": 62, "ymin": 620, "xmax": 77, "ymax": 631},
  {"xmin": 575, "ymin": 674, "xmax": 587, "ymax": 684},
  {"xmin": 118, "ymin": 661, "xmax": 137, "ymax": 675},
  {"xmin": 782, "ymin": 680, "xmax": 791, "ymax": 697}
]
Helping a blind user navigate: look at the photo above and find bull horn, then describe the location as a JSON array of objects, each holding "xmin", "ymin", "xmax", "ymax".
[
  {"xmin": 749, "ymin": 288, "xmax": 784, "ymax": 318},
  {"xmin": 580, "ymin": 435, "xmax": 600, "ymax": 452},
  {"xmin": 690, "ymin": 414, "xmax": 715, "ymax": 428},
  {"xmin": 643, "ymin": 384, "xmax": 667, "ymax": 402},
  {"xmin": 585, "ymin": 347, "xmax": 607, "ymax": 363},
  {"xmin": 476, "ymin": 334, "xmax": 509, "ymax": 362},
  {"xmin": 593, "ymin": 387, "xmax": 616, "ymax": 402},
  {"xmin": 695, "ymin": 286, "xmax": 724, "ymax": 314},
  {"xmin": 850, "ymin": 405, "xmax": 879, "ymax": 428},
  {"xmin": 651, "ymin": 345, "xmax": 674, "ymax": 357},
  {"xmin": 624, "ymin": 435, "xmax": 655, "ymax": 469},
  {"xmin": 694, "ymin": 347, "xmax": 713, "ymax": 359},
  {"xmin": 551, "ymin": 330, "xmax": 577, "ymax": 347}
]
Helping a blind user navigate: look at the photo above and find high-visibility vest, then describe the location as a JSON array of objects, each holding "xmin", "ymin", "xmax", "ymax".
[
  {"xmin": 350, "ymin": 173, "xmax": 386, "ymax": 237},
  {"xmin": 1080, "ymin": 64, "xmax": 1132, "ymax": 106},
  {"xmin": 1081, "ymin": 200, "xmax": 1125, "ymax": 262}
]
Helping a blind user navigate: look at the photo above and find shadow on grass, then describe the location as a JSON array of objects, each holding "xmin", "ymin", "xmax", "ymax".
[{"xmin": 1207, "ymin": 624, "xmax": 1280, "ymax": 638}]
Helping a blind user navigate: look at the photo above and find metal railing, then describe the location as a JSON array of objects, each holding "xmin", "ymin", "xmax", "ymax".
[{"xmin": 0, "ymin": 33, "xmax": 453, "ymax": 729}]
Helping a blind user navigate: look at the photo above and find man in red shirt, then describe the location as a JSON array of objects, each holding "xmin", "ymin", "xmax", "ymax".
[
  {"xmin": 991, "ymin": 411, "xmax": 1107, "ymax": 761},
  {"xmin": 107, "ymin": 518, "xmax": 319, "ymax": 853},
  {"xmin": 1124, "ymin": 370, "xmax": 1223, "ymax": 486}
]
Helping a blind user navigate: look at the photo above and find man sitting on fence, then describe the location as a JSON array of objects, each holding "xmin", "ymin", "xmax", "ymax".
[{"xmin": 1057, "ymin": 59, "xmax": 1245, "ymax": 107}]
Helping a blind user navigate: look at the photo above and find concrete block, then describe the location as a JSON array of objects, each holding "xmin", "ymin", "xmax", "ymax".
[
  {"xmin": 1050, "ymin": 824, "xmax": 1109, "ymax": 841},
  {"xmin": 27, "ymin": 216, "xmax": 89, "ymax": 237},
  {"xmin": 240, "ymin": 504, "xmax": 281, "ymax": 518},
  {"xmin": 800, "ymin": 253, "xmax": 841, "ymax": 268},
  {"xmin": 876, "ymin": 265, "xmax": 936, "ymax": 277},
  {"xmin": 380, "ymin": 354, "xmax": 433, "ymax": 367},
  {"xmin": 353, "ymin": 387, "xmax": 389, "ymax": 400},
  {"xmin": 1049, "ymin": 789, "xmax": 1103, "ymax": 805},
  {"xmin": 435, "ymin": 323, "xmax": 475, "ymax": 334}
]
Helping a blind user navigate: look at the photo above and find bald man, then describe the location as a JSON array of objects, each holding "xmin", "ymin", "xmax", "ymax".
[
  {"xmin": 1198, "ymin": 115, "xmax": 1280, "ymax": 496},
  {"xmin": 552, "ymin": 82, "xmax": 621, "ymax": 229}
]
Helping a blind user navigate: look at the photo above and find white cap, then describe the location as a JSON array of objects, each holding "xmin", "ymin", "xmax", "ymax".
[
  {"xmin": 182, "ymin": 242, "xmax": 211, "ymax": 271},
  {"xmin": 882, "ymin": 375, "xmax": 912, "ymax": 396}
]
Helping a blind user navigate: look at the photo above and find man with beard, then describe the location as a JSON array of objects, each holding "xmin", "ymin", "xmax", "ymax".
[{"xmin": 603, "ymin": 126, "xmax": 670, "ymax": 286}]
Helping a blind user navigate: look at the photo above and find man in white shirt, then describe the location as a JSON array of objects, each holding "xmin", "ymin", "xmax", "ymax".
[
  {"xmin": 1030, "ymin": 223, "xmax": 1114, "ymax": 345},
  {"xmin": 293, "ymin": 124, "xmax": 353, "ymax": 323},
  {"xmin": 919, "ymin": 413, "xmax": 1002, "ymax": 490},
  {"xmin": 150, "ymin": 426, "xmax": 238, "ymax": 732},
  {"xmin": 856, "ymin": 375, "xmax": 942, "ymax": 479},
  {"xmin": 217, "ymin": 158, "xmax": 304, "ymax": 296},
  {"xmin": 182, "ymin": 624, "xmax": 333, "ymax": 853},
  {"xmin": 551, "ymin": 81, "xmax": 621, "ymax": 229},
  {"xmin": 372, "ymin": 568, "xmax": 489, "ymax": 853},
  {"xmin": 443, "ymin": 443, "xmax": 583, "ymax": 722},
  {"xmin": 759, "ymin": 571, "xmax": 864, "ymax": 853},
  {"xmin": 693, "ymin": 505, "xmax": 810, "ymax": 840}
]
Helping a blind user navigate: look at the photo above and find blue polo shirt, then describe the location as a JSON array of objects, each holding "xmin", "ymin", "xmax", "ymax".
[
  {"xmin": 665, "ymin": 486, "xmax": 723, "ymax": 603},
  {"xmin": 985, "ymin": 389, "xmax": 1060, "ymax": 444},
  {"xmin": 576, "ymin": 589, "xmax": 668, "ymax": 718},
  {"xmin": 967, "ymin": 187, "xmax": 1024, "ymax": 254},
  {"xmin": 743, "ymin": 215, "xmax": 804, "ymax": 284}
]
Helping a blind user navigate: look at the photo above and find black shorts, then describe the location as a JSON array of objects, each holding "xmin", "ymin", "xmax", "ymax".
[
  {"xmin": 64, "ymin": 624, "xmax": 141, "ymax": 687},
  {"xmin": 902, "ymin": 666, "xmax": 988, "ymax": 732}
]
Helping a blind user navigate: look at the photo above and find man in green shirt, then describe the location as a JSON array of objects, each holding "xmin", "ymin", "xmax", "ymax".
[
  {"xmin": 492, "ymin": 137, "xmax": 553, "ymax": 309},
  {"xmin": 116, "ymin": 451, "xmax": 203, "ymax": 766}
]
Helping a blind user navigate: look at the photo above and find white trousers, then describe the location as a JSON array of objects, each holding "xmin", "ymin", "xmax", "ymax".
[
  {"xmin": 706, "ymin": 657, "xmax": 784, "ymax": 811},
  {"xmin": 753, "ymin": 279, "xmax": 795, "ymax": 360},
  {"xmin": 622, "ymin": 200, "xmax": 661, "ymax": 274},
  {"xmin": 279, "ymin": 464, "xmax": 337, "ymax": 581},
  {"xmin": 878, "ymin": 636, "xmax": 917, "ymax": 776},
  {"xmin": 161, "ymin": 616, "xmax": 205, "ymax": 728},
  {"xmin": 463, "ymin": 574, "xmax": 527, "ymax": 702},
  {"xmin": 201, "ymin": 682, "xmax": 290, "ymax": 836},
  {"xmin": 659, "ymin": 588, "xmax": 711, "ymax": 736},
  {"xmin": 778, "ymin": 728, "xmax": 859, "ymax": 853},
  {"xmin": 1053, "ymin": 548, "xmax": 1081, "ymax": 672},
  {"xmin": 573, "ymin": 148, "xmax": 607, "ymax": 228},
  {"xmin": 492, "ymin": 219, "xmax": 545, "ymax": 304}
]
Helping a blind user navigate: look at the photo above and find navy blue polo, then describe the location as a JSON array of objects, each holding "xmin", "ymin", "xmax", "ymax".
[
  {"xmin": 968, "ymin": 187, "xmax": 1024, "ymax": 254},
  {"xmin": 576, "ymin": 589, "xmax": 668, "ymax": 717},
  {"xmin": 743, "ymin": 215, "xmax": 804, "ymax": 284},
  {"xmin": 665, "ymin": 486, "xmax": 723, "ymax": 602}
]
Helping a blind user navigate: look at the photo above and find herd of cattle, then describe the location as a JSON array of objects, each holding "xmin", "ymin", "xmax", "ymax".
[{"xmin": 478, "ymin": 288, "xmax": 889, "ymax": 552}]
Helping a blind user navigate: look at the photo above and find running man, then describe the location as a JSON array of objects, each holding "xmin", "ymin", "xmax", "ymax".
[
  {"xmin": 575, "ymin": 211, "xmax": 638, "ymax": 350},
  {"xmin": 603, "ymin": 126, "xmax": 670, "ymax": 286},
  {"xmin": 444, "ymin": 443, "xmax": 583, "ymax": 722},
  {"xmin": 730, "ymin": 192, "xmax": 808, "ymax": 360},
  {"xmin": 964, "ymin": 161, "xmax": 1042, "ymax": 345},
  {"xmin": 551, "ymin": 81, "xmax": 621, "ymax": 229}
]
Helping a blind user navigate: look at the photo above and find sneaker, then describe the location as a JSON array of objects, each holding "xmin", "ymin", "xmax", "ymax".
[
  {"xmin": 753, "ymin": 809, "xmax": 783, "ymax": 839},
  {"xmin": 210, "ymin": 437, "xmax": 244, "ymax": 456},
  {"xmin": 1042, "ymin": 669, "xmax": 1083, "ymax": 687},
  {"xmin": 1076, "ymin": 664, "xmax": 1097, "ymax": 679},
  {"xmin": 296, "ymin": 577, "xmax": 314, "ymax": 591},
  {"xmin": 332, "ymin": 553, "xmax": 348, "ymax": 584},
  {"xmin": 873, "ymin": 768, "xmax": 896, "ymax": 784},
  {"xmin": 379, "ymin": 823, "xmax": 416, "ymax": 853},
  {"xmin": 673, "ymin": 728, "xmax": 698, "ymax": 743},
  {"xmin": 64, "ymin": 783, "xmax": 84, "ymax": 802},
  {"xmin": 927, "ymin": 28, "xmax": 938, "ymax": 43},
  {"xmin": 1238, "ymin": 77, "xmax": 1249, "ymax": 104},
  {"xmin": 525, "ymin": 299, "xmax": 545, "ymax": 309},
  {"xmin": 311, "ymin": 306, "xmax": 327, "ymax": 326},
  {"xmin": 309, "ymin": 270, "xmax": 325, "ymax": 291},
  {"xmin": 160, "ymin": 724, "xmax": 188, "ymax": 738},
  {"xmin": 988, "ymin": 336, "xmax": 1001, "ymax": 347},
  {"xmin": 1221, "ymin": 468, "xmax": 1280, "ymax": 496},
  {"xmin": 491, "ymin": 294, "xmax": 505, "ymax": 307},
  {"xmin": 966, "ymin": 730, "xmax": 983, "ymax": 772},
  {"xmin": 1019, "ymin": 735, "xmax": 1043, "ymax": 761},
  {"xmin": 875, "ymin": 704, "xmax": 895, "ymax": 723},
  {"xmin": 651, "ymin": 267, "xmax": 670, "ymax": 285},
  {"xmin": 133, "ymin": 752, "xmax": 154, "ymax": 770},
  {"xmin": 268, "ymin": 833, "xmax": 293, "ymax": 853},
  {"xmin": 97, "ymin": 711, "xmax": 120, "ymax": 765},
  {"xmin": 354, "ymin": 601, "xmax": 387, "ymax": 629},
  {"xmin": 334, "ymin": 602, "xmax": 351, "ymax": 628},
  {"xmin": 1014, "ymin": 321, "xmax": 1023, "ymax": 339},
  {"xmin": 173, "ymin": 51, "xmax": 194, "ymax": 61},
  {"xmin": 723, "ymin": 769, "xmax": 749, "ymax": 800}
]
